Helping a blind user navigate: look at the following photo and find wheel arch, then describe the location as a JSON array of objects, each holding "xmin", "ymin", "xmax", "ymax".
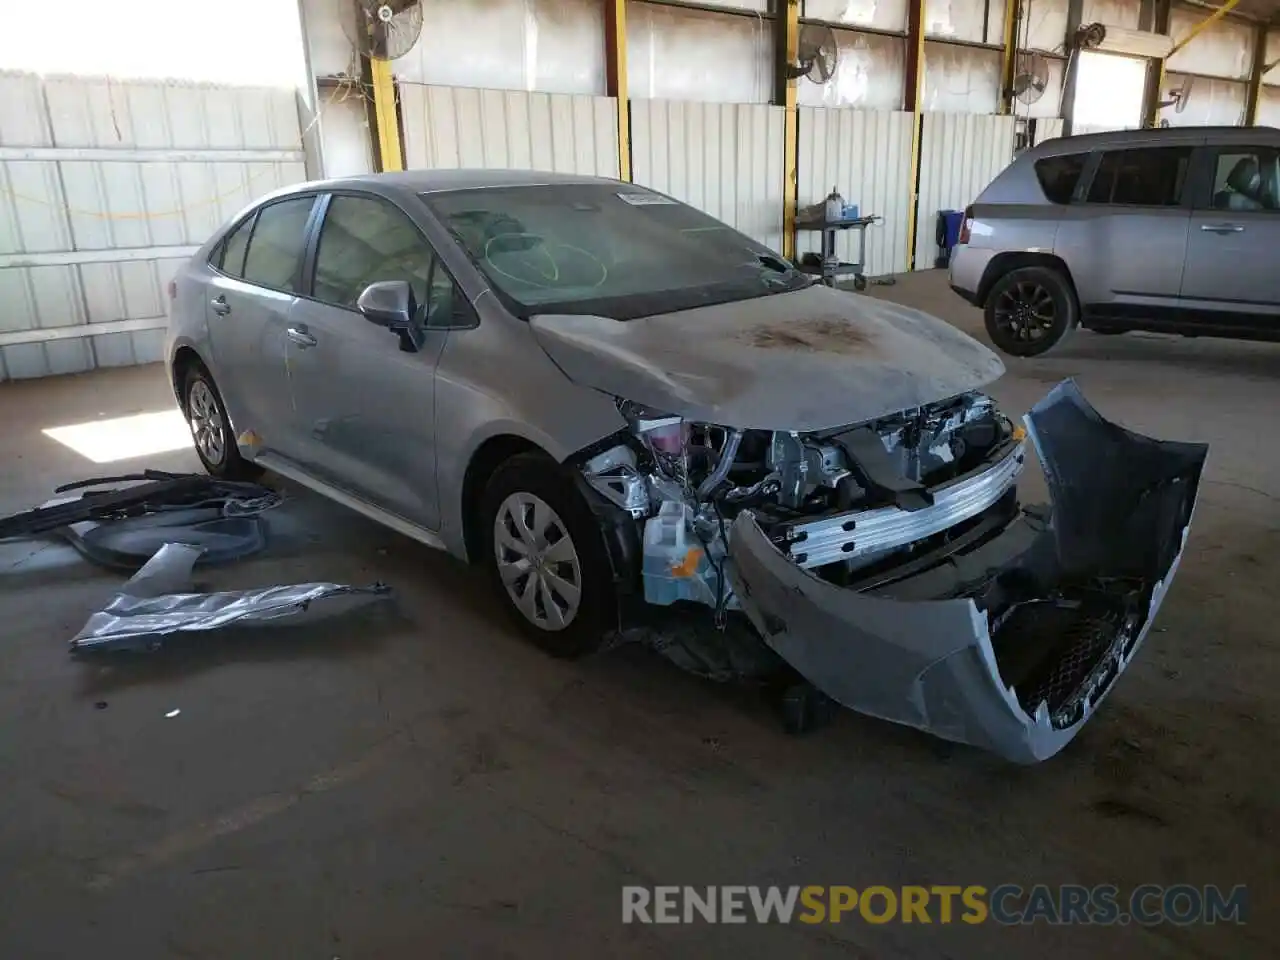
[
  {"xmin": 977, "ymin": 252, "xmax": 1078, "ymax": 309},
  {"xmin": 460, "ymin": 434, "xmax": 546, "ymax": 564},
  {"xmin": 169, "ymin": 345, "xmax": 207, "ymax": 407}
]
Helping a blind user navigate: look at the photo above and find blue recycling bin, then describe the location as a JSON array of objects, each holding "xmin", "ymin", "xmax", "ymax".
[{"xmin": 935, "ymin": 210, "xmax": 965, "ymax": 267}]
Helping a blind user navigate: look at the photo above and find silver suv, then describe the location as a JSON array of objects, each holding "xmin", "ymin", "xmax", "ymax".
[{"xmin": 950, "ymin": 126, "xmax": 1280, "ymax": 357}]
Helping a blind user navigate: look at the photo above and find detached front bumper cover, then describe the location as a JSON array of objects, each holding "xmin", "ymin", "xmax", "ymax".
[{"xmin": 727, "ymin": 380, "xmax": 1207, "ymax": 763}]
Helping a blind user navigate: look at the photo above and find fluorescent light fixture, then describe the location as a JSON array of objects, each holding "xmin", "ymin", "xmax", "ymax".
[
  {"xmin": 42, "ymin": 411, "xmax": 193, "ymax": 464},
  {"xmin": 1090, "ymin": 24, "xmax": 1175, "ymax": 60}
]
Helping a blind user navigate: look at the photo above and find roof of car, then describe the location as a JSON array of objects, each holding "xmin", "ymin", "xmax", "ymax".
[
  {"xmin": 1033, "ymin": 125, "xmax": 1280, "ymax": 158},
  {"xmin": 301, "ymin": 168, "xmax": 626, "ymax": 194}
]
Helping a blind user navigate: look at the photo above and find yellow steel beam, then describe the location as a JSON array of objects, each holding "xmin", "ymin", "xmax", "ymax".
[
  {"xmin": 605, "ymin": 0, "xmax": 631, "ymax": 181},
  {"xmin": 999, "ymin": 0, "xmax": 1020, "ymax": 115},
  {"xmin": 369, "ymin": 57, "xmax": 404, "ymax": 172},
  {"xmin": 1150, "ymin": 0, "xmax": 1242, "ymax": 125},
  {"xmin": 780, "ymin": 0, "xmax": 800, "ymax": 260},
  {"xmin": 903, "ymin": 0, "xmax": 927, "ymax": 271}
]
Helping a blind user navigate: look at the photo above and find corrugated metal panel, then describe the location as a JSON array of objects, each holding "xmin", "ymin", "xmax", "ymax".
[
  {"xmin": 1037, "ymin": 117, "xmax": 1066, "ymax": 143},
  {"xmin": 1167, "ymin": 7, "xmax": 1253, "ymax": 80},
  {"xmin": 631, "ymin": 99, "xmax": 784, "ymax": 251},
  {"xmin": 915, "ymin": 112, "xmax": 1015, "ymax": 268},
  {"xmin": 1159, "ymin": 75, "xmax": 1248, "ymax": 127},
  {"xmin": 1022, "ymin": 0, "xmax": 1070, "ymax": 52},
  {"xmin": 627, "ymin": 1, "xmax": 773, "ymax": 104},
  {"xmin": 1256, "ymin": 85, "xmax": 1280, "ymax": 127},
  {"xmin": 400, "ymin": 84, "xmax": 619, "ymax": 178},
  {"xmin": 1265, "ymin": 32, "xmax": 1280, "ymax": 86},
  {"xmin": 797, "ymin": 106, "xmax": 915, "ymax": 277},
  {"xmin": 797, "ymin": 28, "xmax": 905, "ymax": 111},
  {"xmin": 922, "ymin": 43, "xmax": 1001, "ymax": 114},
  {"xmin": 0, "ymin": 73, "xmax": 304, "ymax": 381},
  {"xmin": 805, "ymin": 0, "xmax": 909, "ymax": 33},
  {"xmin": 396, "ymin": 0, "xmax": 606, "ymax": 96}
]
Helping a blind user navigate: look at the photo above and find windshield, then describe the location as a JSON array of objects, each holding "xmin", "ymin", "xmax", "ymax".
[{"xmin": 421, "ymin": 184, "xmax": 812, "ymax": 320}]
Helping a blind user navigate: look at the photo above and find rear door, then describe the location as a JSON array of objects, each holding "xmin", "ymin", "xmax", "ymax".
[
  {"xmin": 278, "ymin": 192, "xmax": 460, "ymax": 530},
  {"xmin": 1054, "ymin": 145, "xmax": 1194, "ymax": 317},
  {"xmin": 1179, "ymin": 143, "xmax": 1280, "ymax": 319},
  {"xmin": 205, "ymin": 194, "xmax": 318, "ymax": 450}
]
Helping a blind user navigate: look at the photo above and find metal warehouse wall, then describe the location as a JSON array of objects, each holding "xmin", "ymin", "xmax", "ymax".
[
  {"xmin": 0, "ymin": 73, "xmax": 305, "ymax": 381},
  {"xmin": 399, "ymin": 85, "xmax": 619, "ymax": 177},
  {"xmin": 631, "ymin": 99, "xmax": 785, "ymax": 251}
]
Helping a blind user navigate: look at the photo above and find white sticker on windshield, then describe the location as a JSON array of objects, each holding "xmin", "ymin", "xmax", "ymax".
[{"xmin": 616, "ymin": 192, "xmax": 677, "ymax": 206}]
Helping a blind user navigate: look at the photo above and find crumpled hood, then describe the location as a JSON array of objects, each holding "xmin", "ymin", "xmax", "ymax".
[{"xmin": 529, "ymin": 284, "xmax": 1005, "ymax": 431}]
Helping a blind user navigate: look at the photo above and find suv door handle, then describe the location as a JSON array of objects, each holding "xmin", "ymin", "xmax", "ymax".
[
  {"xmin": 1201, "ymin": 223, "xmax": 1244, "ymax": 234},
  {"xmin": 210, "ymin": 295, "xmax": 232, "ymax": 316},
  {"xmin": 286, "ymin": 325, "xmax": 318, "ymax": 348}
]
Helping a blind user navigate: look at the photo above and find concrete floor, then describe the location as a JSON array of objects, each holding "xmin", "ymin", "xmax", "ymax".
[{"xmin": 0, "ymin": 271, "xmax": 1275, "ymax": 958}]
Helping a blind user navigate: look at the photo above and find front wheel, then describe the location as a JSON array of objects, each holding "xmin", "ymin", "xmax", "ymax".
[
  {"xmin": 984, "ymin": 266, "xmax": 1078, "ymax": 357},
  {"xmin": 182, "ymin": 365, "xmax": 260, "ymax": 480},
  {"xmin": 479, "ymin": 453, "xmax": 617, "ymax": 658}
]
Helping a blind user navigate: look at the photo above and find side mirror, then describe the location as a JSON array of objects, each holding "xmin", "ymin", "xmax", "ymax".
[{"xmin": 357, "ymin": 280, "xmax": 425, "ymax": 352}]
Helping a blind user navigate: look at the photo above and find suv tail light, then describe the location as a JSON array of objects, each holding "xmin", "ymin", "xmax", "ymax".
[{"xmin": 958, "ymin": 206, "xmax": 973, "ymax": 245}]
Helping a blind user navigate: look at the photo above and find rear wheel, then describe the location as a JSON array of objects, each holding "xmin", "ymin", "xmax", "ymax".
[
  {"xmin": 182, "ymin": 365, "xmax": 260, "ymax": 480},
  {"xmin": 479, "ymin": 453, "xmax": 616, "ymax": 657},
  {"xmin": 984, "ymin": 266, "xmax": 1078, "ymax": 357}
]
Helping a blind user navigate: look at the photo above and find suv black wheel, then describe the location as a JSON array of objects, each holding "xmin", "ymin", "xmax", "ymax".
[
  {"xmin": 479, "ymin": 453, "xmax": 617, "ymax": 658},
  {"xmin": 984, "ymin": 266, "xmax": 1078, "ymax": 357},
  {"xmin": 182, "ymin": 365, "xmax": 261, "ymax": 480}
]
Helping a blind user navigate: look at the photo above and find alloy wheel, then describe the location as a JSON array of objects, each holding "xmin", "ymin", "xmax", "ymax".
[
  {"xmin": 994, "ymin": 281, "xmax": 1056, "ymax": 343},
  {"xmin": 493, "ymin": 491, "xmax": 583, "ymax": 632},
  {"xmin": 187, "ymin": 379, "xmax": 227, "ymax": 466}
]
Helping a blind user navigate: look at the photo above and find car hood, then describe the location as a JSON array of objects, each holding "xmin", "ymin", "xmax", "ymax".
[{"xmin": 528, "ymin": 284, "xmax": 1005, "ymax": 431}]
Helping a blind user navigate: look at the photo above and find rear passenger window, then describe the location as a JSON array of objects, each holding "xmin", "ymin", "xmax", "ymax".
[
  {"xmin": 217, "ymin": 216, "xmax": 255, "ymax": 277},
  {"xmin": 242, "ymin": 196, "xmax": 316, "ymax": 292},
  {"xmin": 1087, "ymin": 147, "xmax": 1191, "ymax": 207},
  {"xmin": 1034, "ymin": 154, "xmax": 1087, "ymax": 204}
]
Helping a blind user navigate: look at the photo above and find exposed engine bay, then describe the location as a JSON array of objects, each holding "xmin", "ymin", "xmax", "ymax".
[{"xmin": 578, "ymin": 379, "xmax": 1206, "ymax": 764}]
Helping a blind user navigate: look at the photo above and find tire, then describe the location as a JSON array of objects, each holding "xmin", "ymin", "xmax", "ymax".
[
  {"xmin": 479, "ymin": 453, "xmax": 616, "ymax": 658},
  {"xmin": 983, "ymin": 266, "xmax": 1079, "ymax": 358},
  {"xmin": 182, "ymin": 365, "xmax": 260, "ymax": 480}
]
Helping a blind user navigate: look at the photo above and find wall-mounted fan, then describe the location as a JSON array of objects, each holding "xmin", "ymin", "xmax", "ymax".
[
  {"xmin": 786, "ymin": 24, "xmax": 840, "ymax": 83},
  {"xmin": 1012, "ymin": 52, "xmax": 1049, "ymax": 105},
  {"xmin": 1159, "ymin": 74, "xmax": 1195, "ymax": 113},
  {"xmin": 341, "ymin": 0, "xmax": 424, "ymax": 61}
]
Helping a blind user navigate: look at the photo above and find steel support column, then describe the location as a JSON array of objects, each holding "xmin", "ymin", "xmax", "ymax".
[
  {"xmin": 605, "ymin": 0, "xmax": 632, "ymax": 181},
  {"xmin": 999, "ymin": 0, "xmax": 1021, "ymax": 114},
  {"xmin": 369, "ymin": 58, "xmax": 403, "ymax": 172},
  {"xmin": 1245, "ymin": 23, "xmax": 1267, "ymax": 125},
  {"xmin": 774, "ymin": 0, "xmax": 800, "ymax": 260},
  {"xmin": 903, "ymin": 0, "xmax": 927, "ymax": 270}
]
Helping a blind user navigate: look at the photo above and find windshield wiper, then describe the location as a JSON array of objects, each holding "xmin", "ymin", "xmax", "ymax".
[{"xmin": 750, "ymin": 253, "xmax": 816, "ymax": 292}]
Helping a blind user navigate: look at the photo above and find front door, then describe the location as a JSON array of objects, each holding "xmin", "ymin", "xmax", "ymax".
[
  {"xmin": 280, "ymin": 193, "xmax": 452, "ymax": 530},
  {"xmin": 203, "ymin": 195, "xmax": 317, "ymax": 453},
  {"xmin": 1180, "ymin": 144, "xmax": 1280, "ymax": 319},
  {"xmin": 1054, "ymin": 145, "xmax": 1193, "ymax": 316}
]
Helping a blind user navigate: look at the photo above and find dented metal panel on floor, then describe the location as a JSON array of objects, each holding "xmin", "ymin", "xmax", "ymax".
[
  {"xmin": 630, "ymin": 99, "xmax": 785, "ymax": 252},
  {"xmin": 914, "ymin": 112, "xmax": 1016, "ymax": 269},
  {"xmin": 0, "ymin": 73, "xmax": 304, "ymax": 381},
  {"xmin": 400, "ymin": 84, "xmax": 619, "ymax": 178},
  {"xmin": 797, "ymin": 106, "xmax": 915, "ymax": 277}
]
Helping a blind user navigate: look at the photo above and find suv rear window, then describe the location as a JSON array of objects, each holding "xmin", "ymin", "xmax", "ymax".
[
  {"xmin": 1034, "ymin": 154, "xmax": 1087, "ymax": 204},
  {"xmin": 1087, "ymin": 147, "xmax": 1191, "ymax": 207}
]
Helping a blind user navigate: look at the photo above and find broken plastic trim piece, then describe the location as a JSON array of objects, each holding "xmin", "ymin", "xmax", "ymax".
[
  {"xmin": 726, "ymin": 379, "xmax": 1207, "ymax": 764},
  {"xmin": 71, "ymin": 543, "xmax": 393, "ymax": 653}
]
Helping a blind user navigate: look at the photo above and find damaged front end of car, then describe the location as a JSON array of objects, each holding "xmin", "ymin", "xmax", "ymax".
[{"xmin": 575, "ymin": 378, "xmax": 1206, "ymax": 764}]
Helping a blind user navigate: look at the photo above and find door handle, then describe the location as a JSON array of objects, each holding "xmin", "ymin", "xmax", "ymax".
[
  {"xmin": 1201, "ymin": 223, "xmax": 1244, "ymax": 234},
  {"xmin": 210, "ymin": 295, "xmax": 232, "ymax": 316},
  {"xmin": 286, "ymin": 325, "xmax": 318, "ymax": 348}
]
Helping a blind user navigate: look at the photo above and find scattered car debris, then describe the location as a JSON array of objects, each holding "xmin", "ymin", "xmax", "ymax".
[
  {"xmin": 0, "ymin": 470, "xmax": 281, "ymax": 571},
  {"xmin": 70, "ymin": 542, "xmax": 393, "ymax": 653}
]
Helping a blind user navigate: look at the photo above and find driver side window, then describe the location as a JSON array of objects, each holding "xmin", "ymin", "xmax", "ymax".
[
  {"xmin": 313, "ymin": 195, "xmax": 432, "ymax": 310},
  {"xmin": 1207, "ymin": 148, "xmax": 1280, "ymax": 212}
]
